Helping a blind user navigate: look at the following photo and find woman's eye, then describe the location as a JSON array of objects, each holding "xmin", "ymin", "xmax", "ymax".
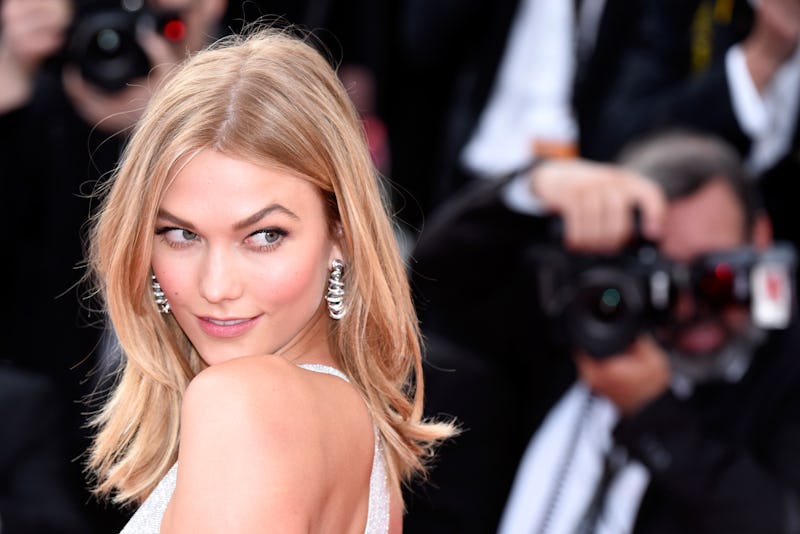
[
  {"xmin": 178, "ymin": 229, "xmax": 198, "ymax": 241},
  {"xmin": 249, "ymin": 229, "xmax": 286, "ymax": 248},
  {"xmin": 155, "ymin": 227, "xmax": 198, "ymax": 246}
]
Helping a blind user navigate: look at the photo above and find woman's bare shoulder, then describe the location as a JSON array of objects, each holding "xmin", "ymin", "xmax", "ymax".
[
  {"xmin": 182, "ymin": 355, "xmax": 362, "ymax": 430},
  {"xmin": 164, "ymin": 356, "xmax": 332, "ymax": 532},
  {"xmin": 180, "ymin": 355, "xmax": 333, "ymax": 461},
  {"xmin": 186, "ymin": 355, "xmax": 312, "ymax": 406}
]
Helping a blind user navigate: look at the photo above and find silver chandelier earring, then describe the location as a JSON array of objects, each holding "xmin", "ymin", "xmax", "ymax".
[
  {"xmin": 325, "ymin": 259, "xmax": 346, "ymax": 320},
  {"xmin": 151, "ymin": 274, "xmax": 171, "ymax": 314}
]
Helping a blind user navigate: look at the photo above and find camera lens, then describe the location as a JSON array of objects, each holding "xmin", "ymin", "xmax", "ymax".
[
  {"xmin": 595, "ymin": 287, "xmax": 623, "ymax": 320},
  {"xmin": 95, "ymin": 29, "xmax": 122, "ymax": 55},
  {"xmin": 66, "ymin": 7, "xmax": 150, "ymax": 92},
  {"xmin": 566, "ymin": 267, "xmax": 646, "ymax": 358}
]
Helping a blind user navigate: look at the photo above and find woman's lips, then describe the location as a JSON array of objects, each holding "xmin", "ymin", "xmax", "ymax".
[{"xmin": 197, "ymin": 315, "xmax": 260, "ymax": 338}]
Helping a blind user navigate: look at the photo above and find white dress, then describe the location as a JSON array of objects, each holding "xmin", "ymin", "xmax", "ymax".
[{"xmin": 119, "ymin": 364, "xmax": 390, "ymax": 533}]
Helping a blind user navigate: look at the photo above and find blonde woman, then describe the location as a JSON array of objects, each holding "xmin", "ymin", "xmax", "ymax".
[{"xmin": 85, "ymin": 28, "xmax": 456, "ymax": 533}]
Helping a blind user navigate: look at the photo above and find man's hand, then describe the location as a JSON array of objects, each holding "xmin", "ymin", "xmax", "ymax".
[
  {"xmin": 528, "ymin": 159, "xmax": 667, "ymax": 254},
  {"xmin": 63, "ymin": 27, "xmax": 181, "ymax": 133},
  {"xmin": 576, "ymin": 335, "xmax": 671, "ymax": 415},
  {"xmin": 0, "ymin": 0, "xmax": 72, "ymax": 110},
  {"xmin": 742, "ymin": 0, "xmax": 800, "ymax": 91}
]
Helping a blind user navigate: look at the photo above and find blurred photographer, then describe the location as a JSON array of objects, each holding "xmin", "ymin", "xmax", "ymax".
[
  {"xmin": 0, "ymin": 0, "xmax": 226, "ymax": 531},
  {"xmin": 405, "ymin": 130, "xmax": 800, "ymax": 533},
  {"xmin": 1, "ymin": 0, "xmax": 227, "ymax": 129}
]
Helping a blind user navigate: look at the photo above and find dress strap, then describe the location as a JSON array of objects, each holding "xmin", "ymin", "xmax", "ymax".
[{"xmin": 297, "ymin": 363, "xmax": 350, "ymax": 383}]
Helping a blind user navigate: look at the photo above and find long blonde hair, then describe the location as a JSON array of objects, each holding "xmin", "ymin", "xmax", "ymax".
[{"xmin": 86, "ymin": 28, "xmax": 455, "ymax": 506}]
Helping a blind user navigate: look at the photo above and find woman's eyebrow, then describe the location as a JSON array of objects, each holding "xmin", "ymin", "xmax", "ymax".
[
  {"xmin": 156, "ymin": 203, "xmax": 300, "ymax": 231},
  {"xmin": 234, "ymin": 204, "xmax": 300, "ymax": 230}
]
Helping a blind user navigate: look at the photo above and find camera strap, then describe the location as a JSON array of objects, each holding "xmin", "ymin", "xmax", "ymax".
[{"xmin": 498, "ymin": 382, "xmax": 649, "ymax": 534}]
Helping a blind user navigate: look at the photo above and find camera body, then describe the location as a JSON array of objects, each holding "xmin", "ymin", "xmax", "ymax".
[
  {"xmin": 531, "ymin": 237, "xmax": 795, "ymax": 359},
  {"xmin": 533, "ymin": 240, "xmax": 676, "ymax": 358},
  {"xmin": 65, "ymin": 2, "xmax": 184, "ymax": 92}
]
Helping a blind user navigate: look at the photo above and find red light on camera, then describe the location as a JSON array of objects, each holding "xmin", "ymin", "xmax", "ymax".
[
  {"xmin": 162, "ymin": 19, "xmax": 186, "ymax": 42},
  {"xmin": 714, "ymin": 263, "xmax": 733, "ymax": 283},
  {"xmin": 698, "ymin": 262, "xmax": 735, "ymax": 303}
]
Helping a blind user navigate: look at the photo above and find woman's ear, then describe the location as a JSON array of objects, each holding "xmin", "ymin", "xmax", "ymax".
[{"xmin": 329, "ymin": 222, "xmax": 345, "ymax": 264}]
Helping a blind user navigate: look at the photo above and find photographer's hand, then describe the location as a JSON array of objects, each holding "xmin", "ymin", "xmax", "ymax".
[
  {"xmin": 62, "ymin": 26, "xmax": 180, "ymax": 134},
  {"xmin": 575, "ymin": 335, "xmax": 671, "ymax": 415},
  {"xmin": 529, "ymin": 159, "xmax": 667, "ymax": 254},
  {"xmin": 741, "ymin": 0, "xmax": 800, "ymax": 92},
  {"xmin": 0, "ymin": 0, "xmax": 72, "ymax": 111}
]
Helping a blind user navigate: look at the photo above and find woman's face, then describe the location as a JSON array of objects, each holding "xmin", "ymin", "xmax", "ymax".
[{"xmin": 151, "ymin": 149, "xmax": 341, "ymax": 366}]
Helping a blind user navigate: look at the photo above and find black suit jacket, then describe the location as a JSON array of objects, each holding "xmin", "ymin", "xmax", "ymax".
[
  {"xmin": 578, "ymin": 0, "xmax": 800, "ymax": 256},
  {"xmin": 382, "ymin": 0, "xmax": 523, "ymax": 232},
  {"xmin": 404, "ymin": 177, "xmax": 800, "ymax": 533},
  {"xmin": 0, "ymin": 365, "xmax": 93, "ymax": 534},
  {"xmin": 383, "ymin": 0, "xmax": 640, "ymax": 234},
  {"xmin": 0, "ymin": 67, "xmax": 132, "ymax": 534},
  {"xmin": 579, "ymin": 0, "xmax": 753, "ymax": 161}
]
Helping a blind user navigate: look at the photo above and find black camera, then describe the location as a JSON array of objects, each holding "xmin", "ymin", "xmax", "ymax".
[
  {"xmin": 531, "ymin": 235, "xmax": 795, "ymax": 359},
  {"xmin": 65, "ymin": 1, "xmax": 185, "ymax": 92},
  {"xmin": 533, "ymin": 239, "xmax": 676, "ymax": 358}
]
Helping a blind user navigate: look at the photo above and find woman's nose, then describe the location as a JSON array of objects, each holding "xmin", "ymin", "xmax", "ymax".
[{"xmin": 198, "ymin": 247, "xmax": 243, "ymax": 304}]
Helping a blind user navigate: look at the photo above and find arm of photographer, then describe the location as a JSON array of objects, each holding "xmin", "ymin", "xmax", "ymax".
[
  {"xmin": 407, "ymin": 158, "xmax": 669, "ymax": 531},
  {"xmin": 553, "ymin": 157, "xmax": 800, "ymax": 533},
  {"xmin": 578, "ymin": 324, "xmax": 800, "ymax": 533},
  {"xmin": 408, "ymin": 161, "xmax": 616, "ymax": 532},
  {"xmin": 410, "ymin": 156, "xmax": 800, "ymax": 533},
  {"xmin": 0, "ymin": 0, "xmax": 71, "ymax": 112},
  {"xmin": 412, "ymin": 157, "xmax": 667, "ymax": 352}
]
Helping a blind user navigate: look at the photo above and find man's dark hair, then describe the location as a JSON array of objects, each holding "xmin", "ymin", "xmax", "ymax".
[{"xmin": 617, "ymin": 128, "xmax": 762, "ymax": 234}]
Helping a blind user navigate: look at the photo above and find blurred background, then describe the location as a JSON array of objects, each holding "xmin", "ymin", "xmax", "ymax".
[{"xmin": 3, "ymin": 0, "xmax": 800, "ymax": 532}]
